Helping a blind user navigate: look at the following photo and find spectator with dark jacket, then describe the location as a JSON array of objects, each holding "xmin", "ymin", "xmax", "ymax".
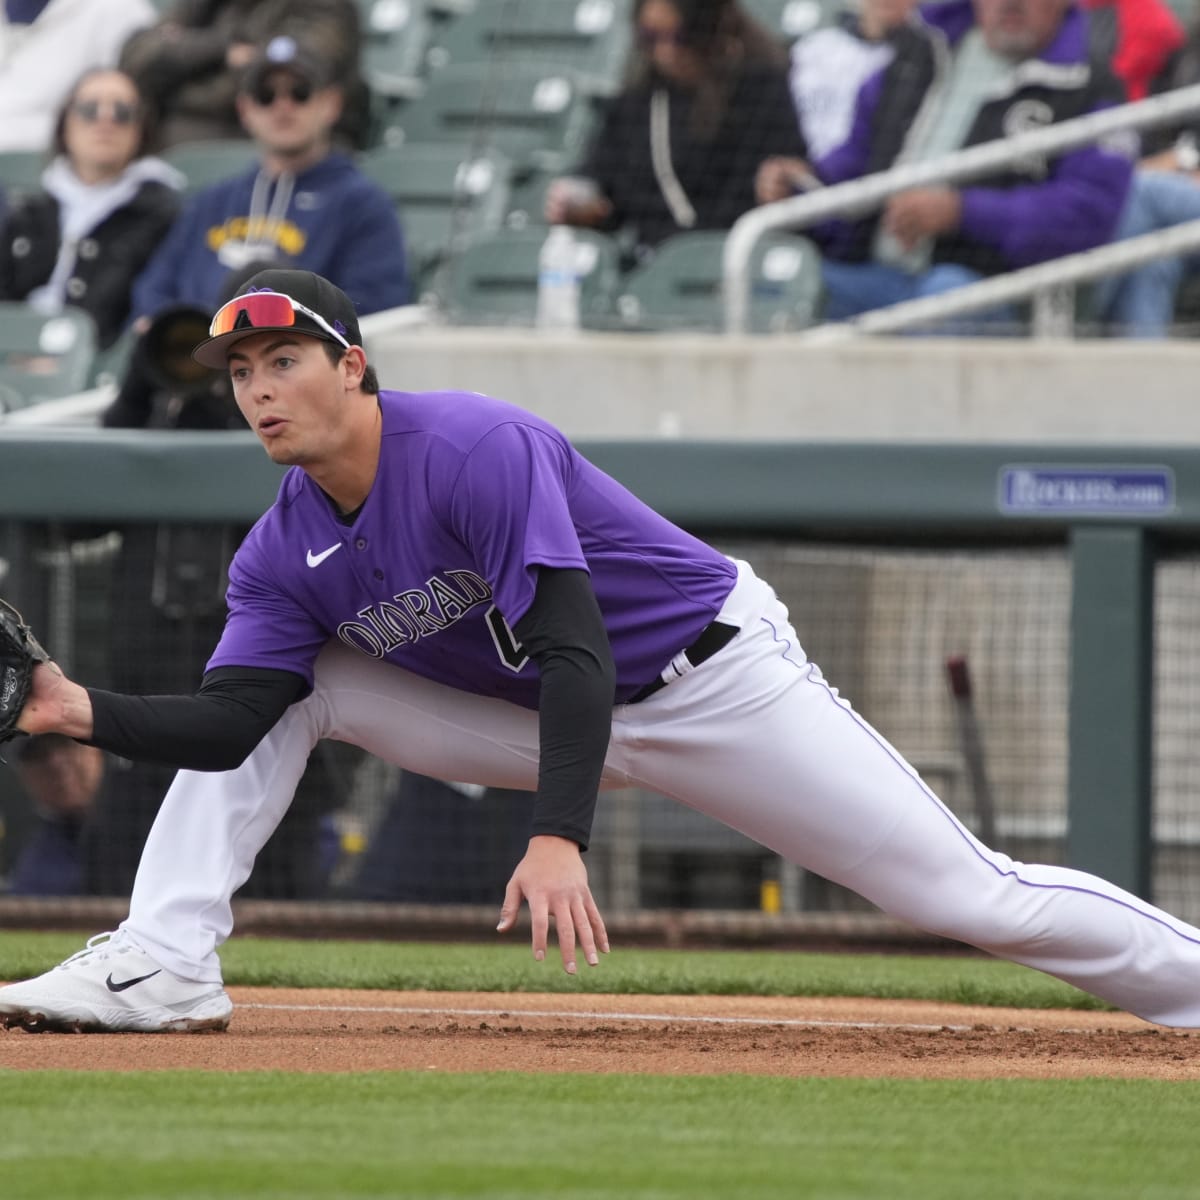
[
  {"xmin": 130, "ymin": 35, "xmax": 408, "ymax": 324},
  {"xmin": 544, "ymin": 0, "xmax": 806, "ymax": 262},
  {"xmin": 758, "ymin": 0, "xmax": 1133, "ymax": 325},
  {"xmin": 7, "ymin": 735, "xmax": 108, "ymax": 897},
  {"xmin": 119, "ymin": 0, "xmax": 369, "ymax": 151},
  {"xmin": 784, "ymin": 0, "xmax": 926, "ymax": 163},
  {"xmin": 0, "ymin": 67, "xmax": 182, "ymax": 349}
]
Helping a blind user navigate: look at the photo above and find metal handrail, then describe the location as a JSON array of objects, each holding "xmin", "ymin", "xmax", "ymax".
[
  {"xmin": 796, "ymin": 217, "xmax": 1200, "ymax": 339},
  {"xmin": 722, "ymin": 83, "xmax": 1200, "ymax": 334}
]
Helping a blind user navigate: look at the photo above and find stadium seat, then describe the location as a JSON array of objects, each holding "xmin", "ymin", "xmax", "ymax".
[
  {"xmin": 426, "ymin": 0, "xmax": 634, "ymax": 95},
  {"xmin": 358, "ymin": 142, "xmax": 512, "ymax": 290},
  {"xmin": 0, "ymin": 381, "xmax": 27, "ymax": 416},
  {"xmin": 0, "ymin": 305, "xmax": 98, "ymax": 408},
  {"xmin": 358, "ymin": 0, "xmax": 435, "ymax": 99},
  {"xmin": 742, "ymin": 0, "xmax": 842, "ymax": 42},
  {"xmin": 379, "ymin": 63, "xmax": 596, "ymax": 175},
  {"xmin": 0, "ymin": 149, "xmax": 47, "ymax": 192},
  {"xmin": 503, "ymin": 166, "xmax": 556, "ymax": 231},
  {"xmin": 616, "ymin": 230, "xmax": 824, "ymax": 333},
  {"xmin": 162, "ymin": 139, "xmax": 259, "ymax": 195},
  {"xmin": 434, "ymin": 226, "xmax": 622, "ymax": 327}
]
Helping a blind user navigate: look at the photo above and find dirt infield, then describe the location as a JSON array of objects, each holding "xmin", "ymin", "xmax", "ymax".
[{"xmin": 3, "ymin": 988, "xmax": 1199, "ymax": 1078}]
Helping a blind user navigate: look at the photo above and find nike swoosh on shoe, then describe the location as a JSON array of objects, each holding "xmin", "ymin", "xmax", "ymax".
[{"xmin": 105, "ymin": 969, "xmax": 163, "ymax": 993}]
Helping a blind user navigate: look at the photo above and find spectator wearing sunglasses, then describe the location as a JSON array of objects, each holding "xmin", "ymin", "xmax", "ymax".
[
  {"xmin": 119, "ymin": 0, "xmax": 369, "ymax": 152},
  {"xmin": 0, "ymin": 0, "xmax": 157, "ymax": 154},
  {"xmin": 0, "ymin": 67, "xmax": 183, "ymax": 349},
  {"xmin": 544, "ymin": 0, "xmax": 805, "ymax": 261},
  {"xmin": 130, "ymin": 35, "xmax": 408, "ymax": 326}
]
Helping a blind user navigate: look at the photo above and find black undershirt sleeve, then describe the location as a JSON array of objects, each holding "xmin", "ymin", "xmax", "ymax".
[
  {"xmin": 86, "ymin": 666, "xmax": 307, "ymax": 771},
  {"xmin": 85, "ymin": 569, "xmax": 615, "ymax": 846},
  {"xmin": 511, "ymin": 567, "xmax": 616, "ymax": 851}
]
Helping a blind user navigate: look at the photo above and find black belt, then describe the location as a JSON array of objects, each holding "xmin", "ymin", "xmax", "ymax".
[{"xmin": 627, "ymin": 620, "xmax": 739, "ymax": 704}]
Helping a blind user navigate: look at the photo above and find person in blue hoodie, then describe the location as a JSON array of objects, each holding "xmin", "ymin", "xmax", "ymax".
[
  {"xmin": 756, "ymin": 0, "xmax": 1133, "ymax": 327},
  {"xmin": 130, "ymin": 35, "xmax": 409, "ymax": 324}
]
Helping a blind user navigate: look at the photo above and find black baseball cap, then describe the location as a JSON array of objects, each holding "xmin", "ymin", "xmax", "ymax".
[
  {"xmin": 191, "ymin": 268, "xmax": 362, "ymax": 368},
  {"xmin": 241, "ymin": 35, "xmax": 334, "ymax": 97}
]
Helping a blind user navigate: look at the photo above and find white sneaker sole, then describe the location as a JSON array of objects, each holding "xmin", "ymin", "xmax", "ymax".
[{"xmin": 0, "ymin": 992, "xmax": 233, "ymax": 1034}]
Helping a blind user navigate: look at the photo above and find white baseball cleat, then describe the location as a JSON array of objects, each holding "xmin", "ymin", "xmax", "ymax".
[{"xmin": 0, "ymin": 930, "xmax": 232, "ymax": 1033}]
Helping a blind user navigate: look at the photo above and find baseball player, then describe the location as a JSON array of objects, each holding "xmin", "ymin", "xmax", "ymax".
[{"xmin": 5, "ymin": 267, "xmax": 1200, "ymax": 1033}]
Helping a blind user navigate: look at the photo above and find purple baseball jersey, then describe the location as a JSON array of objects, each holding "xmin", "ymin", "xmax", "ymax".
[{"xmin": 207, "ymin": 389, "xmax": 737, "ymax": 707}]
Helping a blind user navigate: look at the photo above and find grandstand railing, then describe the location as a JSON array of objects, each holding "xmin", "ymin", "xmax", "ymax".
[
  {"xmin": 800, "ymin": 218, "xmax": 1200, "ymax": 339},
  {"xmin": 723, "ymin": 83, "xmax": 1200, "ymax": 335}
]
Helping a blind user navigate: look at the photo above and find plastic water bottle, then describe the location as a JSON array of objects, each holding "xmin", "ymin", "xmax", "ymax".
[{"xmin": 536, "ymin": 225, "xmax": 581, "ymax": 331}]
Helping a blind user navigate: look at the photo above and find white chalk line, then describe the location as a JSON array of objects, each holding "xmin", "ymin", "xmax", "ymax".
[{"xmin": 241, "ymin": 1001, "xmax": 1001, "ymax": 1033}]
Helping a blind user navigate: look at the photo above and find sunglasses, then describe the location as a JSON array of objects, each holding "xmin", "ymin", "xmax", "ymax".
[
  {"xmin": 71, "ymin": 99, "xmax": 140, "ymax": 125},
  {"xmin": 208, "ymin": 290, "xmax": 351, "ymax": 349},
  {"xmin": 251, "ymin": 80, "xmax": 314, "ymax": 107}
]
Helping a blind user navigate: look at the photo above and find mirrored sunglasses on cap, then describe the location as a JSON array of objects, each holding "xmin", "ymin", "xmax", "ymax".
[{"xmin": 207, "ymin": 290, "xmax": 351, "ymax": 348}]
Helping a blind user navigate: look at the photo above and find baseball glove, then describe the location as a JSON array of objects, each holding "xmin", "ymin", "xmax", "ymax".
[{"xmin": 0, "ymin": 599, "xmax": 48, "ymax": 745}]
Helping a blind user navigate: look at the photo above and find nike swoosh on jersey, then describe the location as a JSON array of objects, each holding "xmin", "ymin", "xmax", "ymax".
[
  {"xmin": 306, "ymin": 543, "xmax": 343, "ymax": 568},
  {"xmin": 105, "ymin": 969, "xmax": 163, "ymax": 993}
]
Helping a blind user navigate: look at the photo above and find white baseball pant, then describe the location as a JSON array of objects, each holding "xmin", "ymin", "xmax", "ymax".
[{"xmin": 122, "ymin": 560, "xmax": 1200, "ymax": 1026}]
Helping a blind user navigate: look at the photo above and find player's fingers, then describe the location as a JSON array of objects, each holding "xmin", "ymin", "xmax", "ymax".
[
  {"xmin": 583, "ymin": 892, "xmax": 610, "ymax": 956},
  {"xmin": 572, "ymin": 896, "xmax": 599, "ymax": 967},
  {"xmin": 529, "ymin": 895, "xmax": 550, "ymax": 963},
  {"xmin": 554, "ymin": 899, "xmax": 578, "ymax": 975},
  {"xmin": 495, "ymin": 877, "xmax": 523, "ymax": 933}
]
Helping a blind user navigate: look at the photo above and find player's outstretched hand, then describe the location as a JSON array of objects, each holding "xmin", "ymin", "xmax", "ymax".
[
  {"xmin": 497, "ymin": 834, "xmax": 610, "ymax": 974},
  {"xmin": 14, "ymin": 660, "xmax": 94, "ymax": 741}
]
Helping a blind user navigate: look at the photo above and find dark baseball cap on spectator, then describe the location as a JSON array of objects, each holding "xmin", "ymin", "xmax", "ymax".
[
  {"xmin": 241, "ymin": 35, "xmax": 334, "ymax": 97},
  {"xmin": 192, "ymin": 269, "xmax": 362, "ymax": 367}
]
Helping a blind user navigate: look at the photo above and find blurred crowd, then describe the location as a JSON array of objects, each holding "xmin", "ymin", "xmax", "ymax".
[
  {"xmin": 3, "ymin": 0, "xmax": 1200, "ymax": 898},
  {"xmin": 2, "ymin": 0, "xmax": 1200, "ymax": 353}
]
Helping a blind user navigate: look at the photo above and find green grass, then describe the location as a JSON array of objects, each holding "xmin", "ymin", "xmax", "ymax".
[
  {"xmin": 2, "ymin": 1072, "xmax": 1199, "ymax": 1200},
  {"xmin": 0, "ymin": 929, "xmax": 1109, "ymax": 1010}
]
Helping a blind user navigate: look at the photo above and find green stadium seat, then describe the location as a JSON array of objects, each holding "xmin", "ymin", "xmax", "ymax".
[
  {"xmin": 162, "ymin": 138, "xmax": 259, "ymax": 195},
  {"xmin": 742, "ymin": 0, "xmax": 843, "ymax": 42},
  {"xmin": 359, "ymin": 0, "xmax": 436, "ymax": 99},
  {"xmin": 380, "ymin": 63, "xmax": 596, "ymax": 175},
  {"xmin": 358, "ymin": 143, "xmax": 512, "ymax": 289},
  {"xmin": 0, "ymin": 149, "xmax": 47, "ymax": 192},
  {"xmin": 0, "ymin": 380, "xmax": 27, "ymax": 416},
  {"xmin": 434, "ymin": 226, "xmax": 622, "ymax": 327},
  {"xmin": 616, "ymin": 230, "xmax": 824, "ymax": 333},
  {"xmin": 426, "ymin": 0, "xmax": 634, "ymax": 96},
  {"xmin": 0, "ymin": 305, "xmax": 98, "ymax": 408}
]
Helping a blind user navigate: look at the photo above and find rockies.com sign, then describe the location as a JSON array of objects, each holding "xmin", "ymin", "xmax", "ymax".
[{"xmin": 998, "ymin": 466, "xmax": 1176, "ymax": 516}]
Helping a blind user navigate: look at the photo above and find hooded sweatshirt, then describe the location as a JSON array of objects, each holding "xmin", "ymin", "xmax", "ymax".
[{"xmin": 131, "ymin": 151, "xmax": 410, "ymax": 321}]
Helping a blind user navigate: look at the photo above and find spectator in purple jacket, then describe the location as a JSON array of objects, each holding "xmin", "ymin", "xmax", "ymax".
[
  {"xmin": 7, "ymin": 735, "xmax": 105, "ymax": 896},
  {"xmin": 756, "ymin": 0, "xmax": 1133, "ymax": 327}
]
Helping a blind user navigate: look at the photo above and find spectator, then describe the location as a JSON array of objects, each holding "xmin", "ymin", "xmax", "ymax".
[
  {"xmin": 8, "ymin": 734, "xmax": 108, "ymax": 896},
  {"xmin": 130, "ymin": 35, "xmax": 409, "ymax": 324},
  {"xmin": 757, "ymin": 0, "xmax": 1133, "ymax": 326},
  {"xmin": 120, "ymin": 0, "xmax": 369, "ymax": 152},
  {"xmin": 1090, "ymin": 16, "xmax": 1200, "ymax": 337},
  {"xmin": 786, "ymin": 0, "xmax": 926, "ymax": 162},
  {"xmin": 1081, "ymin": 0, "xmax": 1183, "ymax": 102},
  {"xmin": 0, "ymin": 0, "xmax": 156, "ymax": 154},
  {"xmin": 544, "ymin": 0, "xmax": 805, "ymax": 262},
  {"xmin": 0, "ymin": 68, "xmax": 182, "ymax": 350}
]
